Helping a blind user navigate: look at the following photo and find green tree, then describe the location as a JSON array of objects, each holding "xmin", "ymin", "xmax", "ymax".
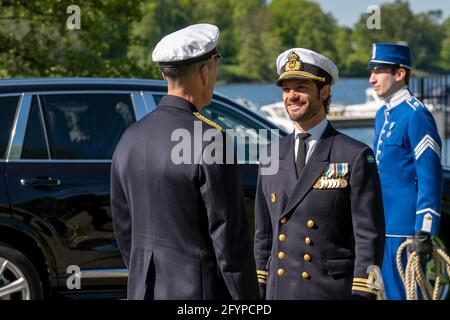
[
  {"xmin": 0, "ymin": 0, "xmax": 152, "ymax": 78},
  {"xmin": 229, "ymin": 0, "xmax": 281, "ymax": 81},
  {"xmin": 350, "ymin": 0, "xmax": 444, "ymax": 75},
  {"xmin": 439, "ymin": 17, "xmax": 450, "ymax": 71},
  {"xmin": 128, "ymin": 0, "xmax": 236, "ymax": 80},
  {"xmin": 333, "ymin": 26, "xmax": 354, "ymax": 76},
  {"xmin": 269, "ymin": 0, "xmax": 338, "ymax": 61},
  {"xmin": 129, "ymin": 0, "xmax": 280, "ymax": 82},
  {"xmin": 1, "ymin": 0, "xmax": 448, "ymax": 81}
]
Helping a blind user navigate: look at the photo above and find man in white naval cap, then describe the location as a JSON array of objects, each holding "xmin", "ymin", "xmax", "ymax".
[
  {"xmin": 369, "ymin": 43, "xmax": 443, "ymax": 300},
  {"xmin": 111, "ymin": 24, "xmax": 259, "ymax": 300},
  {"xmin": 254, "ymin": 48, "xmax": 385, "ymax": 299}
]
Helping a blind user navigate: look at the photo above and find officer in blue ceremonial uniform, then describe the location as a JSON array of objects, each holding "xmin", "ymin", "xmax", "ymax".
[
  {"xmin": 368, "ymin": 43, "xmax": 443, "ymax": 299},
  {"xmin": 111, "ymin": 24, "xmax": 259, "ymax": 300},
  {"xmin": 254, "ymin": 48, "xmax": 385, "ymax": 300}
]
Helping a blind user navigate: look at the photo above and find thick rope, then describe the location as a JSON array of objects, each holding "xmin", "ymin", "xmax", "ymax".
[{"xmin": 396, "ymin": 239, "xmax": 450, "ymax": 300}]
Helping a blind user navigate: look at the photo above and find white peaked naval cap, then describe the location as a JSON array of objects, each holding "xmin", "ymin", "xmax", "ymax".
[
  {"xmin": 152, "ymin": 24, "xmax": 220, "ymax": 66},
  {"xmin": 276, "ymin": 48, "xmax": 339, "ymax": 86}
]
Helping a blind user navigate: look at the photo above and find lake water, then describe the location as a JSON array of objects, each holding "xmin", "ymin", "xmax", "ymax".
[
  {"xmin": 216, "ymin": 77, "xmax": 376, "ymax": 147},
  {"xmin": 216, "ymin": 78, "xmax": 450, "ymax": 165},
  {"xmin": 216, "ymin": 77, "xmax": 370, "ymax": 106}
]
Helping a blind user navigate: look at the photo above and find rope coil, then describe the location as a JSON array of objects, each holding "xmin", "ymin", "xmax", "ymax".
[{"xmin": 396, "ymin": 239, "xmax": 450, "ymax": 300}]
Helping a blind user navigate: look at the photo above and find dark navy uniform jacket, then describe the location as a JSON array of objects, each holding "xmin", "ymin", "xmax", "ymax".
[
  {"xmin": 111, "ymin": 95, "xmax": 259, "ymax": 300},
  {"xmin": 254, "ymin": 123, "xmax": 385, "ymax": 300}
]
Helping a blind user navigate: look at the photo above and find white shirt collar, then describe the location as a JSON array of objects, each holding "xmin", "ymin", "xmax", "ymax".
[
  {"xmin": 384, "ymin": 86, "xmax": 411, "ymax": 110},
  {"xmin": 294, "ymin": 118, "xmax": 328, "ymax": 140}
]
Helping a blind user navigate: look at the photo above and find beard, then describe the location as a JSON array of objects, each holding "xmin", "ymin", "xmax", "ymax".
[{"xmin": 285, "ymin": 98, "xmax": 322, "ymax": 123}]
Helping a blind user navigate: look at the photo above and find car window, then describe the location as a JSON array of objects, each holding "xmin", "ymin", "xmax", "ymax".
[
  {"xmin": 153, "ymin": 94, "xmax": 272, "ymax": 135},
  {"xmin": 22, "ymin": 96, "xmax": 49, "ymax": 159},
  {"xmin": 0, "ymin": 96, "xmax": 19, "ymax": 159},
  {"xmin": 153, "ymin": 94, "xmax": 273, "ymax": 163},
  {"xmin": 40, "ymin": 94, "xmax": 135, "ymax": 160},
  {"xmin": 201, "ymin": 102, "xmax": 270, "ymax": 143}
]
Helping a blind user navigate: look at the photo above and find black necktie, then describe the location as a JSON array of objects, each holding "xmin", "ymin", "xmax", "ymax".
[{"xmin": 296, "ymin": 133, "xmax": 310, "ymax": 177}]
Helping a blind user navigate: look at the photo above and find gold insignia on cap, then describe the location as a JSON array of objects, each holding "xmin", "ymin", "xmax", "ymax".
[
  {"xmin": 285, "ymin": 52, "xmax": 302, "ymax": 72},
  {"xmin": 279, "ymin": 51, "xmax": 326, "ymax": 83}
]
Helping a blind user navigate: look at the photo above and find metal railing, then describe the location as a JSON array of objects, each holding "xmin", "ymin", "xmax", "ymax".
[{"xmin": 410, "ymin": 75, "xmax": 450, "ymax": 167}]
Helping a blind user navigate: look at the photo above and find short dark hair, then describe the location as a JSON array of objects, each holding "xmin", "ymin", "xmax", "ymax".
[
  {"xmin": 313, "ymin": 81, "xmax": 332, "ymax": 114},
  {"xmin": 391, "ymin": 66, "xmax": 410, "ymax": 85},
  {"xmin": 161, "ymin": 59, "xmax": 213, "ymax": 80}
]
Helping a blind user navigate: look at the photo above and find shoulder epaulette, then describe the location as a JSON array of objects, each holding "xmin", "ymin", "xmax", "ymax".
[
  {"xmin": 406, "ymin": 96, "xmax": 425, "ymax": 111},
  {"xmin": 193, "ymin": 112, "xmax": 224, "ymax": 132}
]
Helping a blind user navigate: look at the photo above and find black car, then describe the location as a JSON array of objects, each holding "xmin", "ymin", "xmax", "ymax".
[
  {"xmin": 0, "ymin": 78, "xmax": 286, "ymax": 300},
  {"xmin": 1, "ymin": 78, "xmax": 448, "ymax": 300}
]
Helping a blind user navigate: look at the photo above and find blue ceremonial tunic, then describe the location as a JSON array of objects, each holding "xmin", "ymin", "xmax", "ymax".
[{"xmin": 373, "ymin": 87, "xmax": 443, "ymax": 299}]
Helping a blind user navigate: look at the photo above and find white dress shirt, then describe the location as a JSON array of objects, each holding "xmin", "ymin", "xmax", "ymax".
[{"xmin": 294, "ymin": 118, "xmax": 328, "ymax": 164}]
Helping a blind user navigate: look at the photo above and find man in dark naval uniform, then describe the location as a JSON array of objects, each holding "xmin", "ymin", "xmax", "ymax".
[
  {"xmin": 254, "ymin": 48, "xmax": 385, "ymax": 300},
  {"xmin": 111, "ymin": 24, "xmax": 259, "ymax": 300}
]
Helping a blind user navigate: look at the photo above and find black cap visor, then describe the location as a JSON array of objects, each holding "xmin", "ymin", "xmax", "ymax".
[{"xmin": 367, "ymin": 61, "xmax": 399, "ymax": 71}]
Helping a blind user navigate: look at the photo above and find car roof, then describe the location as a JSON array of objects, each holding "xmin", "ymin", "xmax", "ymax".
[
  {"xmin": 0, "ymin": 76, "xmax": 244, "ymax": 104},
  {"xmin": 0, "ymin": 77, "xmax": 288, "ymax": 135},
  {"xmin": 0, "ymin": 77, "xmax": 233, "ymax": 100},
  {"xmin": 0, "ymin": 77, "xmax": 167, "ymax": 93}
]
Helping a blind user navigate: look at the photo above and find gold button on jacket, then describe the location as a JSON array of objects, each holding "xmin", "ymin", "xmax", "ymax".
[
  {"xmin": 253, "ymin": 127, "xmax": 385, "ymax": 299},
  {"xmin": 277, "ymin": 268, "xmax": 285, "ymax": 277}
]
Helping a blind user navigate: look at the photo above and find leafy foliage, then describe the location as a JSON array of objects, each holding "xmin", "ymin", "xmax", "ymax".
[{"xmin": 0, "ymin": 0, "xmax": 449, "ymax": 81}]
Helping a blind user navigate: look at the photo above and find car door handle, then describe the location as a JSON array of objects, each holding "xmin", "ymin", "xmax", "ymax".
[{"xmin": 20, "ymin": 177, "xmax": 61, "ymax": 188}]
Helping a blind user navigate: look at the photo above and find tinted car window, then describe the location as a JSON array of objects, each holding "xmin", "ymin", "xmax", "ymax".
[
  {"xmin": 201, "ymin": 103, "xmax": 262, "ymax": 132},
  {"xmin": 0, "ymin": 96, "xmax": 19, "ymax": 159},
  {"xmin": 22, "ymin": 96, "xmax": 49, "ymax": 159},
  {"xmin": 41, "ymin": 94, "xmax": 135, "ymax": 159},
  {"xmin": 153, "ymin": 94, "xmax": 272, "ymax": 162},
  {"xmin": 153, "ymin": 94, "xmax": 271, "ymax": 135}
]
